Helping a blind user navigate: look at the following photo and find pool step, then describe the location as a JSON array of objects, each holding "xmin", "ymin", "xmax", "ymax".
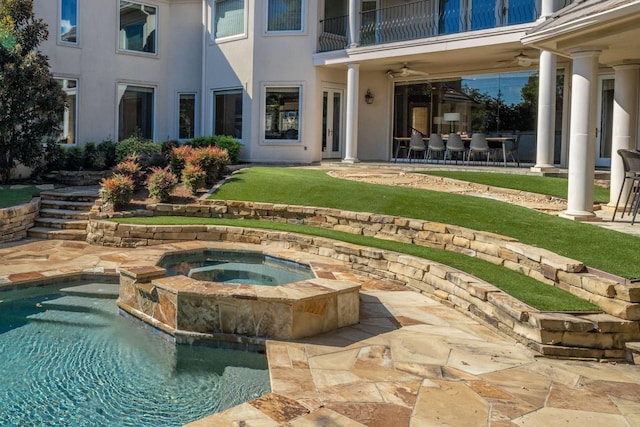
[
  {"xmin": 60, "ymin": 283, "xmax": 120, "ymax": 299},
  {"xmin": 27, "ymin": 307, "xmax": 112, "ymax": 328},
  {"xmin": 39, "ymin": 296, "xmax": 117, "ymax": 315}
]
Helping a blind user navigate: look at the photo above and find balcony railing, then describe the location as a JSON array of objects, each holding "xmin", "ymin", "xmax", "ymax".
[{"xmin": 319, "ymin": 0, "xmax": 541, "ymax": 53}]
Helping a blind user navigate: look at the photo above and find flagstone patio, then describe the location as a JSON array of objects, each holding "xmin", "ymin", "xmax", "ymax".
[{"xmin": 0, "ymin": 238, "xmax": 639, "ymax": 426}]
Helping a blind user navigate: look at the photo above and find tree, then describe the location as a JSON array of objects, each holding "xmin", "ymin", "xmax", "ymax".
[{"xmin": 0, "ymin": 0, "xmax": 66, "ymax": 183}]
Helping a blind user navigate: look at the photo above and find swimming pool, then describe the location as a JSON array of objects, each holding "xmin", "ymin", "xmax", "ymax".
[
  {"xmin": 0, "ymin": 283, "xmax": 270, "ymax": 426},
  {"xmin": 158, "ymin": 250, "xmax": 314, "ymax": 286}
]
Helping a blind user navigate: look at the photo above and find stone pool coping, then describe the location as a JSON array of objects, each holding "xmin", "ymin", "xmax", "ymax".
[{"xmin": 117, "ymin": 252, "xmax": 361, "ymax": 341}]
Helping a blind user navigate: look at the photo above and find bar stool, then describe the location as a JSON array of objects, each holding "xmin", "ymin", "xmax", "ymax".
[{"xmin": 612, "ymin": 149, "xmax": 640, "ymax": 223}]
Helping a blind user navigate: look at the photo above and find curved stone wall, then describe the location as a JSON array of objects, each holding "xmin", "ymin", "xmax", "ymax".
[
  {"xmin": 87, "ymin": 219, "xmax": 640, "ymax": 360},
  {"xmin": 0, "ymin": 198, "xmax": 39, "ymax": 244},
  {"xmin": 94, "ymin": 200, "xmax": 640, "ymax": 320}
]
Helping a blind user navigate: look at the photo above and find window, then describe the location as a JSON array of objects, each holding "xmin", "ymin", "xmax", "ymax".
[
  {"xmin": 55, "ymin": 78, "xmax": 77, "ymax": 144},
  {"xmin": 264, "ymin": 87, "xmax": 300, "ymax": 141},
  {"xmin": 118, "ymin": 84, "xmax": 154, "ymax": 140},
  {"xmin": 214, "ymin": 0, "xmax": 245, "ymax": 39},
  {"xmin": 214, "ymin": 90, "xmax": 243, "ymax": 138},
  {"xmin": 60, "ymin": 0, "xmax": 78, "ymax": 43},
  {"xmin": 179, "ymin": 93, "xmax": 196, "ymax": 140},
  {"xmin": 267, "ymin": 0, "xmax": 302, "ymax": 32},
  {"xmin": 119, "ymin": 1, "xmax": 157, "ymax": 54}
]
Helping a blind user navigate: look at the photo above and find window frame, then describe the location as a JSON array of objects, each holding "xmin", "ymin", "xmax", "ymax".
[
  {"xmin": 178, "ymin": 92, "xmax": 198, "ymax": 141},
  {"xmin": 59, "ymin": 0, "xmax": 79, "ymax": 45},
  {"xmin": 265, "ymin": 0, "xmax": 305, "ymax": 34},
  {"xmin": 211, "ymin": 0, "xmax": 248, "ymax": 43},
  {"xmin": 213, "ymin": 88, "xmax": 244, "ymax": 140},
  {"xmin": 54, "ymin": 77, "xmax": 79, "ymax": 145},
  {"xmin": 117, "ymin": 0, "xmax": 158, "ymax": 56},
  {"xmin": 116, "ymin": 82, "xmax": 156, "ymax": 141},
  {"xmin": 262, "ymin": 83, "xmax": 303, "ymax": 144}
]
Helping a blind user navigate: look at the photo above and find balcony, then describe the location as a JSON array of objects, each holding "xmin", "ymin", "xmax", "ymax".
[{"xmin": 319, "ymin": 0, "xmax": 542, "ymax": 53}]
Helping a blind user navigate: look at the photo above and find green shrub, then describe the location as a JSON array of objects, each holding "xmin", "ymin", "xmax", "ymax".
[
  {"xmin": 116, "ymin": 135, "xmax": 162, "ymax": 168},
  {"xmin": 64, "ymin": 146, "xmax": 84, "ymax": 171},
  {"xmin": 96, "ymin": 139, "xmax": 117, "ymax": 169},
  {"xmin": 147, "ymin": 167, "xmax": 178, "ymax": 202},
  {"xmin": 181, "ymin": 163, "xmax": 206, "ymax": 195},
  {"xmin": 82, "ymin": 142, "xmax": 100, "ymax": 170},
  {"xmin": 170, "ymin": 145, "xmax": 194, "ymax": 177},
  {"xmin": 113, "ymin": 155, "xmax": 143, "ymax": 187},
  {"xmin": 100, "ymin": 173, "xmax": 135, "ymax": 209},
  {"xmin": 186, "ymin": 135, "xmax": 240, "ymax": 164},
  {"xmin": 211, "ymin": 135, "xmax": 241, "ymax": 164},
  {"xmin": 36, "ymin": 141, "xmax": 65, "ymax": 175},
  {"xmin": 185, "ymin": 136, "xmax": 215, "ymax": 148}
]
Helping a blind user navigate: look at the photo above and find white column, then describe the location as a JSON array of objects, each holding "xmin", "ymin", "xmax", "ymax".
[
  {"xmin": 532, "ymin": 50, "xmax": 557, "ymax": 171},
  {"xmin": 344, "ymin": 63, "xmax": 360, "ymax": 163},
  {"xmin": 348, "ymin": 0, "xmax": 359, "ymax": 48},
  {"xmin": 609, "ymin": 63, "xmax": 640, "ymax": 207},
  {"xmin": 560, "ymin": 49, "xmax": 601, "ymax": 221},
  {"xmin": 540, "ymin": 0, "xmax": 555, "ymax": 18}
]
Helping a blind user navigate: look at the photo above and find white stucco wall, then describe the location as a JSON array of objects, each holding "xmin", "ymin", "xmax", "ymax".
[{"xmin": 34, "ymin": 0, "xmax": 201, "ymax": 145}]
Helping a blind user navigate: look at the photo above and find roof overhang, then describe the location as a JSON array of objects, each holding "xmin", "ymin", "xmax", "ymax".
[{"xmin": 522, "ymin": 0, "xmax": 640, "ymax": 64}]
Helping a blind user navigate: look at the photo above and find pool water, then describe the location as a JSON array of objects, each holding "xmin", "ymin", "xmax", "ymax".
[
  {"xmin": 159, "ymin": 250, "xmax": 314, "ymax": 286},
  {"xmin": 0, "ymin": 284, "xmax": 270, "ymax": 427}
]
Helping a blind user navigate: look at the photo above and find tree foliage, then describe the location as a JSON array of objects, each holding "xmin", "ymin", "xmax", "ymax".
[{"xmin": 0, "ymin": 0, "xmax": 66, "ymax": 183}]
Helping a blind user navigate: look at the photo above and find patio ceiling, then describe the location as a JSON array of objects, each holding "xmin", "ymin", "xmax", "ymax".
[{"xmin": 314, "ymin": 28, "xmax": 571, "ymax": 79}]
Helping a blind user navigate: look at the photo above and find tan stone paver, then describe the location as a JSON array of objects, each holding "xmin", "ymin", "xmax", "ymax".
[{"xmin": 1, "ymin": 239, "xmax": 639, "ymax": 426}]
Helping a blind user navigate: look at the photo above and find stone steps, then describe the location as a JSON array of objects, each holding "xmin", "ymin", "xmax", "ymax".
[
  {"xmin": 28, "ymin": 186, "xmax": 100, "ymax": 241},
  {"xmin": 34, "ymin": 217, "xmax": 89, "ymax": 230},
  {"xmin": 28, "ymin": 227, "xmax": 88, "ymax": 241},
  {"xmin": 40, "ymin": 199, "xmax": 95, "ymax": 211}
]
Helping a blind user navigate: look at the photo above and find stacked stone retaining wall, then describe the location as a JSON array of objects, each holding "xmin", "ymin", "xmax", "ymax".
[
  {"xmin": 0, "ymin": 198, "xmax": 39, "ymax": 243},
  {"xmin": 129, "ymin": 200, "xmax": 640, "ymax": 321},
  {"xmin": 87, "ymin": 215, "xmax": 640, "ymax": 360}
]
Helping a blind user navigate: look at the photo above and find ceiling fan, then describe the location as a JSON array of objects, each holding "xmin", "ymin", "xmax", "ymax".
[
  {"xmin": 386, "ymin": 63, "xmax": 429, "ymax": 79},
  {"xmin": 497, "ymin": 51, "xmax": 538, "ymax": 67}
]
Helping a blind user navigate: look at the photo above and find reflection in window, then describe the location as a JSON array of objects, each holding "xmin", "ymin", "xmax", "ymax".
[
  {"xmin": 265, "ymin": 87, "xmax": 300, "ymax": 141},
  {"xmin": 214, "ymin": 90, "xmax": 243, "ymax": 138},
  {"xmin": 55, "ymin": 78, "xmax": 77, "ymax": 144},
  {"xmin": 118, "ymin": 84, "xmax": 154, "ymax": 140},
  {"xmin": 267, "ymin": 0, "xmax": 302, "ymax": 32},
  {"xmin": 179, "ymin": 94, "xmax": 196, "ymax": 140},
  {"xmin": 214, "ymin": 0, "xmax": 245, "ymax": 39},
  {"xmin": 60, "ymin": 0, "xmax": 78, "ymax": 43},
  {"xmin": 119, "ymin": 1, "xmax": 157, "ymax": 53}
]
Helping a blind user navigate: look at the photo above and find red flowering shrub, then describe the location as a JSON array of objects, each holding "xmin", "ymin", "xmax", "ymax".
[
  {"xmin": 170, "ymin": 145, "xmax": 194, "ymax": 177},
  {"xmin": 185, "ymin": 146, "xmax": 230, "ymax": 186},
  {"xmin": 113, "ymin": 154, "xmax": 143, "ymax": 187},
  {"xmin": 147, "ymin": 167, "xmax": 178, "ymax": 202},
  {"xmin": 100, "ymin": 174, "xmax": 135, "ymax": 209},
  {"xmin": 181, "ymin": 163, "xmax": 206, "ymax": 195}
]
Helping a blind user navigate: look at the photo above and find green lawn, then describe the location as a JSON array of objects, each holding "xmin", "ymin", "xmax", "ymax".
[
  {"xmin": 210, "ymin": 167, "xmax": 640, "ymax": 279},
  {"xmin": 420, "ymin": 170, "xmax": 610, "ymax": 202},
  {"xmin": 0, "ymin": 187, "xmax": 41, "ymax": 209},
  {"xmin": 115, "ymin": 216, "xmax": 599, "ymax": 312}
]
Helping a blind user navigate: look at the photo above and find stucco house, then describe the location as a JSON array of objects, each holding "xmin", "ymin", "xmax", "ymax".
[{"xmin": 34, "ymin": 0, "xmax": 640, "ymax": 219}]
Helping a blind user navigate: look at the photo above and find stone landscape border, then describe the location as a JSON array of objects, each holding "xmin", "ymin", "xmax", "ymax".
[
  {"xmin": 88, "ymin": 206, "xmax": 640, "ymax": 360},
  {"xmin": 0, "ymin": 198, "xmax": 39, "ymax": 244}
]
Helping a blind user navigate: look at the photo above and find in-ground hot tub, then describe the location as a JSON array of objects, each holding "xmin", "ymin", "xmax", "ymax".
[
  {"xmin": 117, "ymin": 248, "xmax": 361, "ymax": 343},
  {"xmin": 158, "ymin": 250, "xmax": 315, "ymax": 286}
]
